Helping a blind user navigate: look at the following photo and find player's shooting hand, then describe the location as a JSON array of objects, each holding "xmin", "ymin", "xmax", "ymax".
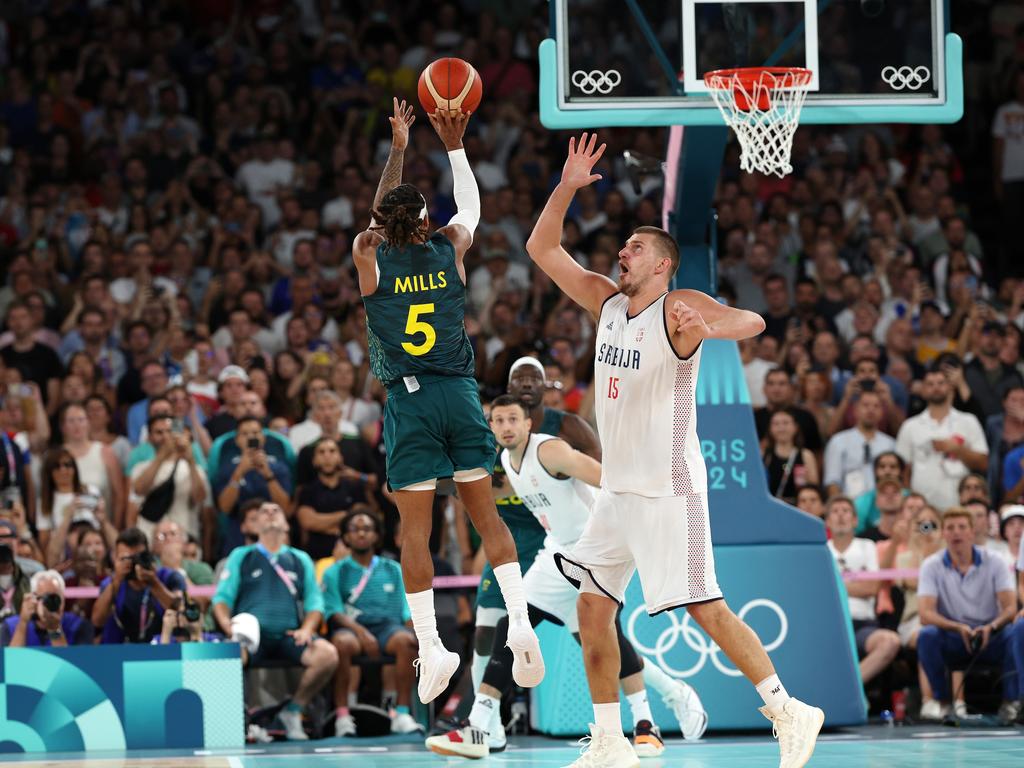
[
  {"xmin": 428, "ymin": 109, "xmax": 470, "ymax": 151},
  {"xmin": 389, "ymin": 97, "xmax": 415, "ymax": 151},
  {"xmin": 670, "ymin": 300, "xmax": 712, "ymax": 339},
  {"xmin": 560, "ymin": 133, "xmax": 606, "ymax": 190}
]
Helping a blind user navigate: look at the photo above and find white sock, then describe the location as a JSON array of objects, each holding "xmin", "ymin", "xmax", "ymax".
[
  {"xmin": 407, "ymin": 589, "xmax": 439, "ymax": 646},
  {"xmin": 626, "ymin": 690, "xmax": 653, "ymax": 727},
  {"xmin": 469, "ymin": 692, "xmax": 500, "ymax": 732},
  {"xmin": 755, "ymin": 674, "xmax": 791, "ymax": 717},
  {"xmin": 489, "ymin": 704, "xmax": 504, "ymax": 738},
  {"xmin": 492, "ymin": 562, "xmax": 528, "ymax": 615},
  {"xmin": 347, "ymin": 691, "xmax": 358, "ymax": 707},
  {"xmin": 641, "ymin": 662, "xmax": 676, "ymax": 700},
  {"xmin": 594, "ymin": 702, "xmax": 623, "ymax": 738},
  {"xmin": 471, "ymin": 649, "xmax": 491, "ymax": 692}
]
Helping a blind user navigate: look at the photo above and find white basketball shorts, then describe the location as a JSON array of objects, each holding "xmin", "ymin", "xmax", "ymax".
[
  {"xmin": 523, "ymin": 546, "xmax": 581, "ymax": 633},
  {"xmin": 556, "ymin": 488, "xmax": 723, "ymax": 615}
]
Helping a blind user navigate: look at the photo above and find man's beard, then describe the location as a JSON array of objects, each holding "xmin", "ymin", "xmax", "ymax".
[
  {"xmin": 350, "ymin": 545, "xmax": 373, "ymax": 555},
  {"xmin": 926, "ymin": 393, "xmax": 948, "ymax": 405},
  {"xmin": 319, "ymin": 464, "xmax": 341, "ymax": 477}
]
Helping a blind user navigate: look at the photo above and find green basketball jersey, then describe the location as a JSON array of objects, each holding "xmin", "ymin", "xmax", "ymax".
[{"xmin": 364, "ymin": 232, "xmax": 475, "ymax": 388}]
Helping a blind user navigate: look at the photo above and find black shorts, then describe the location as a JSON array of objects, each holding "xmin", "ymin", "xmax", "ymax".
[
  {"xmin": 852, "ymin": 619, "xmax": 881, "ymax": 655},
  {"xmin": 249, "ymin": 634, "xmax": 307, "ymax": 666}
]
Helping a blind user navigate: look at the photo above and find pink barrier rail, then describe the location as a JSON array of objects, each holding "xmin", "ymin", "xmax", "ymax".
[{"xmin": 60, "ymin": 570, "xmax": 911, "ymax": 600}]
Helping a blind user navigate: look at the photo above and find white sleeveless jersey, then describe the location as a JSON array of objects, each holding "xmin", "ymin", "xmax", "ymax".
[
  {"xmin": 594, "ymin": 292, "xmax": 707, "ymax": 497},
  {"xmin": 500, "ymin": 433, "xmax": 595, "ymax": 548}
]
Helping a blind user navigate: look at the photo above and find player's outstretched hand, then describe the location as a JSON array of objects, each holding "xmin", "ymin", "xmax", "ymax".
[
  {"xmin": 428, "ymin": 109, "xmax": 470, "ymax": 152},
  {"xmin": 561, "ymin": 132, "xmax": 606, "ymax": 190},
  {"xmin": 670, "ymin": 300, "xmax": 712, "ymax": 338},
  {"xmin": 389, "ymin": 97, "xmax": 416, "ymax": 151}
]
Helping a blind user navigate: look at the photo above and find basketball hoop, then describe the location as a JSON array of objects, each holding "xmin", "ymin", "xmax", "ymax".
[{"xmin": 703, "ymin": 67, "xmax": 813, "ymax": 178}]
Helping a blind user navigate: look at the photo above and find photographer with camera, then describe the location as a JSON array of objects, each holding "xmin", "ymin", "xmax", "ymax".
[
  {"xmin": 1, "ymin": 570, "xmax": 94, "ymax": 647},
  {"xmin": 91, "ymin": 527, "xmax": 186, "ymax": 644},
  {"xmin": 214, "ymin": 417, "xmax": 292, "ymax": 558},
  {"xmin": 916, "ymin": 507, "xmax": 1024, "ymax": 722},
  {"xmin": 156, "ymin": 596, "xmax": 207, "ymax": 644}
]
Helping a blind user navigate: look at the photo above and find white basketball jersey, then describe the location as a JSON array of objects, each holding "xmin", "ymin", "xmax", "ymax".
[
  {"xmin": 501, "ymin": 433, "xmax": 595, "ymax": 548},
  {"xmin": 594, "ymin": 292, "xmax": 707, "ymax": 497}
]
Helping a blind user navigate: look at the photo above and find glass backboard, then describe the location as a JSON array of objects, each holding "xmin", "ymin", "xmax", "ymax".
[{"xmin": 541, "ymin": 0, "xmax": 962, "ymax": 128}]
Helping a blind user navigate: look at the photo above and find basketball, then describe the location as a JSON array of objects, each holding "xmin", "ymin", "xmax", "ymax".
[{"xmin": 418, "ymin": 57, "xmax": 483, "ymax": 115}]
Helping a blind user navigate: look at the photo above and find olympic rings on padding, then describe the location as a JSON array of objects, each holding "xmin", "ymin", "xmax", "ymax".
[{"xmin": 626, "ymin": 598, "xmax": 788, "ymax": 678}]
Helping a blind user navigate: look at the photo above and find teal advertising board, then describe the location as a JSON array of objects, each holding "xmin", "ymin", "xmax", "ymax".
[
  {"xmin": 531, "ymin": 340, "xmax": 865, "ymax": 733},
  {"xmin": 0, "ymin": 643, "xmax": 243, "ymax": 753}
]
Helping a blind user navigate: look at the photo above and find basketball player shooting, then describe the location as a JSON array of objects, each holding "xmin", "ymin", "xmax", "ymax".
[
  {"xmin": 526, "ymin": 133, "xmax": 824, "ymax": 768},
  {"xmin": 352, "ymin": 98, "xmax": 543, "ymax": 704}
]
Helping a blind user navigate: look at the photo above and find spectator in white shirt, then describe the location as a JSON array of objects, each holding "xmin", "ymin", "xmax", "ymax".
[
  {"xmin": 740, "ymin": 337, "xmax": 774, "ymax": 408},
  {"xmin": 235, "ymin": 126, "xmax": 297, "ymax": 231},
  {"xmin": 896, "ymin": 368, "xmax": 989, "ymax": 512},
  {"xmin": 824, "ymin": 391, "xmax": 897, "ymax": 499},
  {"xmin": 825, "ymin": 497, "xmax": 901, "ymax": 685}
]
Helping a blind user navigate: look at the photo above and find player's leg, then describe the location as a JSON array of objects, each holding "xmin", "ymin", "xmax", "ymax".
[
  {"xmin": 472, "ymin": 603, "xmax": 504, "ymax": 691},
  {"xmin": 456, "ymin": 475, "xmax": 544, "ymax": 688},
  {"xmin": 634, "ymin": 492, "xmax": 822, "ymax": 768},
  {"xmin": 614, "ymin": 621, "xmax": 665, "ymax": 758}
]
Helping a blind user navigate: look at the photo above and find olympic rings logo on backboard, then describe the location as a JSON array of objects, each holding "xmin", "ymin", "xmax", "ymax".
[
  {"xmin": 571, "ymin": 69, "xmax": 622, "ymax": 95},
  {"xmin": 626, "ymin": 599, "xmax": 788, "ymax": 678},
  {"xmin": 881, "ymin": 66, "xmax": 931, "ymax": 90}
]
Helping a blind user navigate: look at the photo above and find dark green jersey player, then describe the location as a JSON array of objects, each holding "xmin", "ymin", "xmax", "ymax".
[
  {"xmin": 352, "ymin": 99, "xmax": 543, "ymax": 709},
  {"xmin": 470, "ymin": 356, "xmax": 602, "ymax": 723}
]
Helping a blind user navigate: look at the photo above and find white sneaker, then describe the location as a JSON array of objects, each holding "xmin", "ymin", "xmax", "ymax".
[
  {"xmin": 335, "ymin": 713, "xmax": 356, "ymax": 737},
  {"xmin": 919, "ymin": 699, "xmax": 950, "ymax": 721},
  {"xmin": 952, "ymin": 700, "xmax": 968, "ymax": 719},
  {"xmin": 759, "ymin": 698, "xmax": 824, "ymax": 768},
  {"xmin": 662, "ymin": 679, "xmax": 708, "ymax": 741},
  {"xmin": 246, "ymin": 723, "xmax": 273, "ymax": 744},
  {"xmin": 425, "ymin": 723, "xmax": 489, "ymax": 759},
  {"xmin": 506, "ymin": 611, "xmax": 545, "ymax": 687},
  {"xmin": 414, "ymin": 638, "xmax": 461, "ymax": 704},
  {"xmin": 562, "ymin": 724, "xmax": 639, "ymax": 768},
  {"xmin": 278, "ymin": 708, "xmax": 308, "ymax": 741},
  {"xmin": 391, "ymin": 712, "xmax": 424, "ymax": 734}
]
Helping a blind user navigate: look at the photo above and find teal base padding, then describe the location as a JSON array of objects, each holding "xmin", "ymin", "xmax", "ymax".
[{"xmin": 539, "ymin": 33, "xmax": 963, "ymax": 128}]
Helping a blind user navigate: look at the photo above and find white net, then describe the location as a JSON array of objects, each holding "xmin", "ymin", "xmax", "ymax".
[{"xmin": 704, "ymin": 68, "xmax": 812, "ymax": 178}]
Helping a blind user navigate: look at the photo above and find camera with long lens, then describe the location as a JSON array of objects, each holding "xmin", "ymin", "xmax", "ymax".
[
  {"xmin": 131, "ymin": 550, "xmax": 156, "ymax": 572},
  {"xmin": 39, "ymin": 593, "xmax": 62, "ymax": 613}
]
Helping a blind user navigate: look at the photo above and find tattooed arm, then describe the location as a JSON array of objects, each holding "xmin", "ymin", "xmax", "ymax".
[{"xmin": 370, "ymin": 97, "xmax": 415, "ymax": 218}]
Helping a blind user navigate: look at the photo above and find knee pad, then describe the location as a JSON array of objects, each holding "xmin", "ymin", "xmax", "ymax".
[{"xmin": 616, "ymin": 620, "xmax": 644, "ymax": 679}]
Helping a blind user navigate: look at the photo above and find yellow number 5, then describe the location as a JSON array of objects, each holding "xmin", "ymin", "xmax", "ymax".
[{"xmin": 402, "ymin": 303, "xmax": 436, "ymax": 356}]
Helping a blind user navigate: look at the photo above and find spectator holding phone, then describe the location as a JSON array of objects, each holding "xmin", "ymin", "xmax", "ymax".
[
  {"xmin": 214, "ymin": 417, "xmax": 293, "ymax": 557},
  {"xmin": 128, "ymin": 415, "xmax": 209, "ymax": 541},
  {"xmin": 1, "ymin": 570, "xmax": 94, "ymax": 647},
  {"xmin": 91, "ymin": 527, "xmax": 185, "ymax": 643}
]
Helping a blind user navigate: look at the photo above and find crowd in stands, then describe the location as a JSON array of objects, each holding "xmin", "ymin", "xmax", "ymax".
[{"xmin": 1, "ymin": 0, "xmax": 1024, "ymax": 737}]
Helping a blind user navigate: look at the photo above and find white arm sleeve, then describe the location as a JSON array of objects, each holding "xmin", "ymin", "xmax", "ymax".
[{"xmin": 446, "ymin": 148, "xmax": 480, "ymax": 238}]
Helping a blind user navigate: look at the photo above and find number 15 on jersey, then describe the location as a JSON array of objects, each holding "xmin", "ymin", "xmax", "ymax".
[{"xmin": 607, "ymin": 376, "xmax": 620, "ymax": 399}]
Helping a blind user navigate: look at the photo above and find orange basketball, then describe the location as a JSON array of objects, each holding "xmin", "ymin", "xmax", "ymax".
[{"xmin": 418, "ymin": 58, "xmax": 483, "ymax": 115}]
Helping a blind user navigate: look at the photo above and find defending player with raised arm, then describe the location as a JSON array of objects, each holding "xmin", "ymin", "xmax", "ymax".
[
  {"xmin": 350, "ymin": 99, "xmax": 543, "ymax": 712},
  {"xmin": 525, "ymin": 133, "xmax": 765, "ymax": 351},
  {"xmin": 527, "ymin": 134, "xmax": 823, "ymax": 768}
]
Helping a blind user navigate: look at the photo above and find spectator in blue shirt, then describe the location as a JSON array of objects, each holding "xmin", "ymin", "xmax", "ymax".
[
  {"xmin": 916, "ymin": 507, "xmax": 1024, "ymax": 723},
  {"xmin": 214, "ymin": 417, "xmax": 293, "ymax": 557},
  {"xmin": 126, "ymin": 360, "xmax": 169, "ymax": 446},
  {"xmin": 212, "ymin": 502, "xmax": 337, "ymax": 740},
  {"xmin": 1, "ymin": 569, "xmax": 94, "ymax": 647},
  {"xmin": 91, "ymin": 527, "xmax": 186, "ymax": 644},
  {"xmin": 323, "ymin": 510, "xmax": 419, "ymax": 737}
]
